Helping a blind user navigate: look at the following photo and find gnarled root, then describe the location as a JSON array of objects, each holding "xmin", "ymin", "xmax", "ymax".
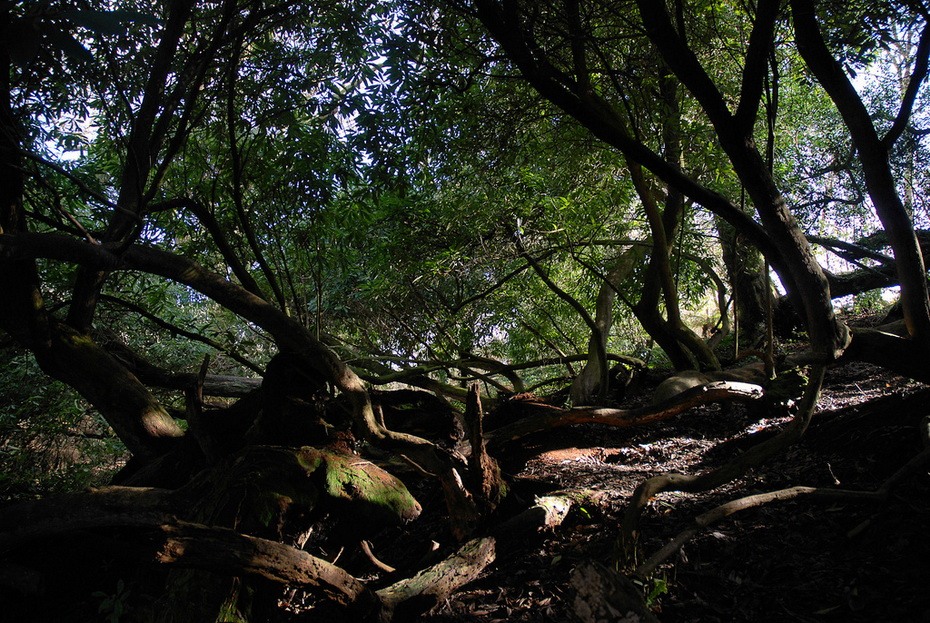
[
  {"xmin": 635, "ymin": 422, "xmax": 930, "ymax": 577},
  {"xmin": 621, "ymin": 366, "xmax": 825, "ymax": 542}
]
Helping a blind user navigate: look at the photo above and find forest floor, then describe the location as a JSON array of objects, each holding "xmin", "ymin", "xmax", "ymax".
[
  {"xmin": 8, "ymin": 324, "xmax": 930, "ymax": 622},
  {"xmin": 386, "ymin": 352, "xmax": 930, "ymax": 622}
]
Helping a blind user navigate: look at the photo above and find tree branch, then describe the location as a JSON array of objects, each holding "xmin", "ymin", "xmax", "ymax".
[
  {"xmin": 518, "ymin": 240, "xmax": 609, "ymax": 402},
  {"xmin": 792, "ymin": 0, "xmax": 930, "ymax": 344},
  {"xmin": 734, "ymin": 0, "xmax": 781, "ymax": 133},
  {"xmin": 883, "ymin": 19, "xmax": 930, "ymax": 148},
  {"xmin": 0, "ymin": 230, "xmax": 481, "ymax": 536},
  {"xmin": 148, "ymin": 197, "xmax": 268, "ymax": 301},
  {"xmin": 486, "ymin": 380, "xmax": 763, "ymax": 450},
  {"xmin": 100, "ymin": 294, "xmax": 263, "ymax": 374}
]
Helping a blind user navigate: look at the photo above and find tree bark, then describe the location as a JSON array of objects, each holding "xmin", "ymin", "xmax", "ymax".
[
  {"xmin": 0, "ymin": 23, "xmax": 184, "ymax": 460},
  {"xmin": 0, "ymin": 230, "xmax": 483, "ymax": 538},
  {"xmin": 486, "ymin": 380, "xmax": 763, "ymax": 450},
  {"xmin": 0, "ymin": 486, "xmax": 496, "ymax": 623},
  {"xmin": 463, "ymin": 384, "xmax": 506, "ymax": 514},
  {"xmin": 792, "ymin": 0, "xmax": 930, "ymax": 347},
  {"xmin": 67, "ymin": 0, "xmax": 199, "ymax": 331},
  {"xmin": 718, "ymin": 218, "xmax": 769, "ymax": 346},
  {"xmin": 376, "ymin": 537, "xmax": 497, "ymax": 621},
  {"xmin": 572, "ymin": 561, "xmax": 660, "ymax": 623},
  {"xmin": 634, "ymin": 0, "xmax": 850, "ymax": 361},
  {"xmin": 36, "ymin": 322, "xmax": 184, "ymax": 458},
  {"xmin": 570, "ymin": 247, "xmax": 642, "ymax": 405}
]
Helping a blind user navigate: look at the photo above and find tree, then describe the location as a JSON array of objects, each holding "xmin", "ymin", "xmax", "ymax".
[
  {"xmin": 455, "ymin": 0, "xmax": 930, "ymax": 571},
  {"xmin": 3, "ymin": 0, "xmax": 930, "ymax": 619},
  {"xmin": 0, "ymin": 1, "xmax": 498, "ymax": 619}
]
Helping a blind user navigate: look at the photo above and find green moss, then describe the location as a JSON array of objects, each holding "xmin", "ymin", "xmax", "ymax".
[
  {"xmin": 317, "ymin": 449, "xmax": 422, "ymax": 526},
  {"xmin": 216, "ymin": 596, "xmax": 249, "ymax": 623},
  {"xmin": 295, "ymin": 447, "xmax": 325, "ymax": 472}
]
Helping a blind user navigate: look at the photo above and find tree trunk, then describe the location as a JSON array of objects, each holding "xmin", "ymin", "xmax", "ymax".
[
  {"xmin": 718, "ymin": 217, "xmax": 769, "ymax": 348},
  {"xmin": 66, "ymin": 0, "xmax": 198, "ymax": 332},
  {"xmin": 792, "ymin": 0, "xmax": 930, "ymax": 351},
  {"xmin": 628, "ymin": 159, "xmax": 718, "ymax": 372},
  {"xmin": 0, "ymin": 24, "xmax": 184, "ymax": 461},
  {"xmin": 634, "ymin": 0, "xmax": 850, "ymax": 360},
  {"xmin": 627, "ymin": 73, "xmax": 720, "ymax": 372},
  {"xmin": 570, "ymin": 246, "xmax": 642, "ymax": 405}
]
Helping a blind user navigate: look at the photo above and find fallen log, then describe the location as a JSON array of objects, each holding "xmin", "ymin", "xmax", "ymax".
[
  {"xmin": 376, "ymin": 537, "xmax": 496, "ymax": 621},
  {"xmin": 155, "ymin": 520, "xmax": 379, "ymax": 612},
  {"xmin": 494, "ymin": 489, "xmax": 609, "ymax": 537}
]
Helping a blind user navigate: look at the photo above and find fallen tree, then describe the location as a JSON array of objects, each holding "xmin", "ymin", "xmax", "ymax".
[{"xmin": 486, "ymin": 380, "xmax": 765, "ymax": 450}]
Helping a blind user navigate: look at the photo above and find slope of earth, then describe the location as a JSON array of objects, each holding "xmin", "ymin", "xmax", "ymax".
[{"xmin": 419, "ymin": 360, "xmax": 930, "ymax": 622}]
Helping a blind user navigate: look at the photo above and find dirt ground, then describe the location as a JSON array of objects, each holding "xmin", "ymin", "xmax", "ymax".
[{"xmin": 397, "ymin": 359, "xmax": 930, "ymax": 622}]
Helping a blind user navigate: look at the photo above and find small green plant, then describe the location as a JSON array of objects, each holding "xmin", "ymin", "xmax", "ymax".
[
  {"xmin": 93, "ymin": 579, "xmax": 131, "ymax": 623},
  {"xmin": 645, "ymin": 577, "xmax": 669, "ymax": 607},
  {"xmin": 851, "ymin": 289, "xmax": 885, "ymax": 314},
  {"xmin": 628, "ymin": 574, "xmax": 669, "ymax": 610}
]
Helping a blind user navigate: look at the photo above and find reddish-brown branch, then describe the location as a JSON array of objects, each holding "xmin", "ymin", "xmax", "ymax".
[{"xmin": 486, "ymin": 380, "xmax": 763, "ymax": 450}]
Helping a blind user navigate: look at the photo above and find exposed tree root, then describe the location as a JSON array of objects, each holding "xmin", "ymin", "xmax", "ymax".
[
  {"xmin": 376, "ymin": 537, "xmax": 496, "ymax": 621},
  {"xmin": 486, "ymin": 380, "xmax": 763, "ymax": 450},
  {"xmin": 621, "ymin": 366, "xmax": 825, "ymax": 541},
  {"xmin": 0, "ymin": 486, "xmax": 176, "ymax": 551},
  {"xmin": 360, "ymin": 539, "xmax": 397, "ymax": 573},
  {"xmin": 635, "ymin": 421, "xmax": 930, "ymax": 577},
  {"xmin": 4, "ymin": 231, "xmax": 485, "ymax": 541},
  {"xmin": 157, "ymin": 528, "xmax": 496, "ymax": 622},
  {"xmin": 154, "ymin": 520, "xmax": 379, "ymax": 612},
  {"xmin": 463, "ymin": 384, "xmax": 507, "ymax": 516},
  {"xmin": 0, "ymin": 487, "xmax": 497, "ymax": 622},
  {"xmin": 844, "ymin": 325, "xmax": 930, "ymax": 383}
]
